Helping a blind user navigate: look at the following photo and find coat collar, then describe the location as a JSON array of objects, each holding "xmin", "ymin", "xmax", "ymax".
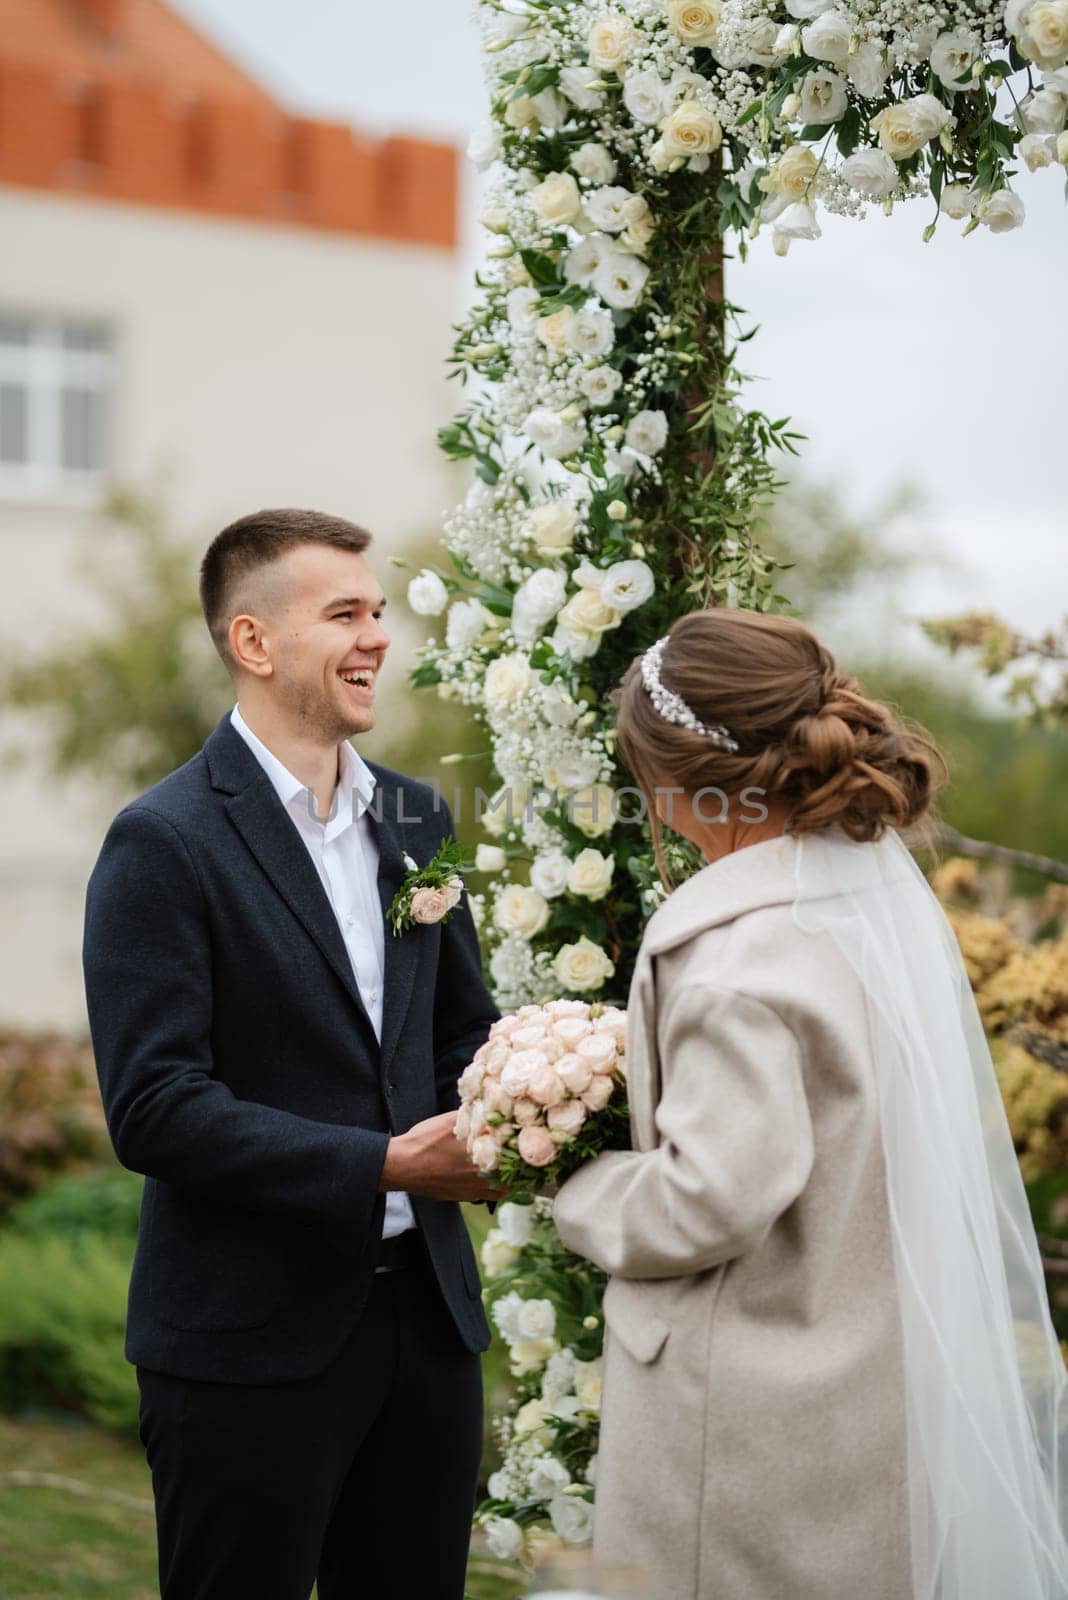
[
  {"xmin": 642, "ymin": 833, "xmax": 802, "ymax": 956},
  {"xmin": 204, "ymin": 715, "xmax": 421, "ymax": 1079}
]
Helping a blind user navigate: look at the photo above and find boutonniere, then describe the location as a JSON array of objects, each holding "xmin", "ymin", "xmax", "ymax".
[{"xmin": 387, "ymin": 836, "xmax": 475, "ymax": 936}]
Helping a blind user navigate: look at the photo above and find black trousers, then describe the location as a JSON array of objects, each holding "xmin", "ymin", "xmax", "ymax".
[{"xmin": 136, "ymin": 1248, "xmax": 484, "ymax": 1600}]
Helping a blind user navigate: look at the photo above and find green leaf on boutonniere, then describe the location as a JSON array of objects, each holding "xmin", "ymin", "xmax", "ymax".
[{"xmin": 387, "ymin": 836, "xmax": 477, "ymax": 937}]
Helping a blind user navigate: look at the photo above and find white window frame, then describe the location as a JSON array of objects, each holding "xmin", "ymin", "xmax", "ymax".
[{"xmin": 0, "ymin": 313, "xmax": 114, "ymax": 499}]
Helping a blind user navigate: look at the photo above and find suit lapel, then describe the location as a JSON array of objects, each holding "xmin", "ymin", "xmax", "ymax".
[{"xmin": 365, "ymin": 781, "xmax": 423, "ymax": 1082}]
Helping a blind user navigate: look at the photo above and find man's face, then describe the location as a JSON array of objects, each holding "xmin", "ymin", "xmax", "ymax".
[{"xmin": 246, "ymin": 544, "xmax": 391, "ymax": 743}]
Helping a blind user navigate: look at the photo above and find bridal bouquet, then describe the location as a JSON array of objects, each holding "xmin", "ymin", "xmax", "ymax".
[{"xmin": 456, "ymin": 999, "xmax": 630, "ymax": 1191}]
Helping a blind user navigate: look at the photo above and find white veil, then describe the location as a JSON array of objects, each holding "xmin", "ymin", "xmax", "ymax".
[{"xmin": 792, "ymin": 826, "xmax": 1068, "ymax": 1599}]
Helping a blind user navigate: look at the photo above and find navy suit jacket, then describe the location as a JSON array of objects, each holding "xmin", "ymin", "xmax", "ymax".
[{"xmin": 82, "ymin": 713, "xmax": 497, "ymax": 1384}]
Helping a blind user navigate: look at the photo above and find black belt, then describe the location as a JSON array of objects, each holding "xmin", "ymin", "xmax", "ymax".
[{"xmin": 374, "ymin": 1229, "xmax": 423, "ymax": 1274}]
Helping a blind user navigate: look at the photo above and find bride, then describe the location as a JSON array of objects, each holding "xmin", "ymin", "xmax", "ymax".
[{"xmin": 552, "ymin": 607, "xmax": 1068, "ymax": 1600}]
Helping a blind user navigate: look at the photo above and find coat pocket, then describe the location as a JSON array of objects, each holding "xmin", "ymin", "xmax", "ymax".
[{"xmin": 603, "ymin": 1276, "xmax": 671, "ymax": 1364}]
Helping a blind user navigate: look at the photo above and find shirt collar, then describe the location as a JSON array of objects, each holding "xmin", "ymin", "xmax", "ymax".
[{"xmin": 230, "ymin": 705, "xmax": 377, "ymax": 827}]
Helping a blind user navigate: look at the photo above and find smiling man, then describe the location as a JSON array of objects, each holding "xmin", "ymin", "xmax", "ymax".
[{"xmin": 82, "ymin": 509, "xmax": 500, "ymax": 1600}]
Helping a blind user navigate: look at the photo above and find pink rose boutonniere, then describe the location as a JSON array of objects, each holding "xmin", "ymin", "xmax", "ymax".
[{"xmin": 387, "ymin": 836, "xmax": 474, "ymax": 936}]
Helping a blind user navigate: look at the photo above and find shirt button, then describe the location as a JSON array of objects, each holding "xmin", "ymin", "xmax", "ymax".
[{"xmin": 344, "ymin": 914, "xmax": 355, "ymax": 927}]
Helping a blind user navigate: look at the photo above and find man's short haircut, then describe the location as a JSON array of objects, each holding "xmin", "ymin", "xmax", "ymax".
[{"xmin": 199, "ymin": 508, "xmax": 373, "ymax": 664}]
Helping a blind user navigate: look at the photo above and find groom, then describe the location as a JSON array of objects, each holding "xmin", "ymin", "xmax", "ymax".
[{"xmin": 83, "ymin": 509, "xmax": 501, "ymax": 1600}]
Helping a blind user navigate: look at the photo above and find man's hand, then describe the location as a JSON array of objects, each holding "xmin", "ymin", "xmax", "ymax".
[{"xmin": 380, "ymin": 1112, "xmax": 505, "ymax": 1204}]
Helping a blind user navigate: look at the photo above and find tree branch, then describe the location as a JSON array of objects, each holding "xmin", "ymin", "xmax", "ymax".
[{"xmin": 932, "ymin": 824, "xmax": 1068, "ymax": 884}]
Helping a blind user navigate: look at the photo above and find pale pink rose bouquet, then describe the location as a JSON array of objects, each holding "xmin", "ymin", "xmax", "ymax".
[{"xmin": 455, "ymin": 1000, "xmax": 629, "ymax": 1192}]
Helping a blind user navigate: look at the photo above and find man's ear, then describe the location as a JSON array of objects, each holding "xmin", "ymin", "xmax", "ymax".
[{"xmin": 229, "ymin": 614, "xmax": 273, "ymax": 678}]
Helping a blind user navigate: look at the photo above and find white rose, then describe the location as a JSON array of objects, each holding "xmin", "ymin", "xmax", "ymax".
[
  {"xmin": 567, "ymin": 848, "xmax": 614, "ymax": 901},
  {"xmin": 559, "ymin": 63, "xmax": 605, "ymax": 111},
  {"xmin": 622, "ymin": 410, "xmax": 667, "ymax": 458},
  {"xmin": 528, "ymin": 1454, "xmax": 572, "ymax": 1499},
  {"xmin": 840, "ymin": 147, "xmax": 898, "ymax": 198},
  {"xmin": 484, "ymin": 652, "xmax": 535, "ymax": 711},
  {"xmin": 564, "ymin": 232, "xmax": 612, "ymax": 286},
  {"xmin": 599, "ymin": 558, "xmax": 656, "ymax": 612},
  {"xmin": 574, "ymin": 1357, "xmax": 603, "ymax": 1412},
  {"xmin": 529, "ymin": 501, "xmax": 579, "ymax": 554},
  {"xmin": 517, "ymin": 1297, "xmax": 557, "ymax": 1340},
  {"xmin": 623, "ymin": 68, "xmax": 668, "ymax": 126},
  {"xmin": 871, "ymin": 93, "xmax": 952, "ymax": 159},
  {"xmin": 592, "ymin": 252, "xmax": 650, "ymax": 309},
  {"xmin": 760, "ymin": 145, "xmax": 819, "ymax": 201},
  {"xmin": 530, "ymin": 849, "xmax": 571, "ymax": 899},
  {"xmin": 979, "ymin": 188, "xmax": 1026, "ymax": 231},
  {"xmin": 503, "ymin": 94, "xmax": 539, "ymax": 131},
  {"xmin": 583, "ymin": 184, "xmax": 636, "ymax": 232},
  {"xmin": 481, "ymin": 1232, "xmax": 519, "ymax": 1275},
  {"xmin": 467, "ymin": 120, "xmax": 502, "ymax": 171},
  {"xmin": 579, "ymin": 364, "xmax": 624, "ymax": 407},
  {"xmin": 557, "ymin": 587, "xmax": 621, "ymax": 641},
  {"xmin": 548, "ymin": 1493, "xmax": 595, "ymax": 1544},
  {"xmin": 845, "ymin": 41, "xmax": 889, "ymax": 98},
  {"xmin": 666, "ymin": 0, "xmax": 721, "ymax": 47},
  {"xmin": 659, "ymin": 100, "xmax": 723, "ymax": 159},
  {"xmin": 484, "ymin": 1517, "xmax": 526, "ymax": 1561},
  {"xmin": 938, "ymin": 182, "xmax": 975, "ymax": 219},
  {"xmin": 530, "ymin": 171, "xmax": 583, "ymax": 228},
  {"xmin": 545, "ymin": 747, "xmax": 603, "ymax": 792},
  {"xmin": 445, "ymin": 597, "xmax": 489, "ymax": 651},
  {"xmin": 1019, "ymin": 86, "xmax": 1068, "ymax": 133},
  {"xmin": 1009, "ymin": 1, "xmax": 1068, "ymax": 70},
  {"xmin": 524, "ymin": 407, "xmax": 587, "ymax": 460},
  {"xmin": 407, "ymin": 569, "xmax": 449, "ymax": 616},
  {"xmin": 1020, "ymin": 130, "xmax": 1056, "ymax": 167},
  {"xmin": 587, "ymin": 11, "xmax": 637, "ymax": 73},
  {"xmin": 572, "ymin": 142, "xmax": 617, "ymax": 184},
  {"xmin": 497, "ymin": 1200, "xmax": 537, "ymax": 1248},
  {"xmin": 566, "ymin": 305, "xmax": 615, "ymax": 357},
  {"xmin": 535, "ymin": 307, "xmax": 575, "ymax": 354},
  {"xmin": 494, "ymin": 883, "xmax": 551, "ymax": 938},
  {"xmin": 512, "ymin": 567, "xmax": 568, "ymax": 645},
  {"xmin": 1058, "ymin": 127, "xmax": 1068, "ymax": 160},
  {"xmin": 506, "ymin": 285, "xmax": 540, "ymax": 331},
  {"xmin": 570, "ymin": 784, "xmax": 616, "ymax": 838},
  {"xmin": 513, "ymin": 1398, "xmax": 556, "ymax": 1445},
  {"xmin": 773, "ymin": 200, "xmax": 822, "ymax": 241},
  {"xmin": 553, "ymin": 936, "xmax": 615, "ymax": 992},
  {"xmin": 551, "ymin": 621, "xmax": 602, "ymax": 662},
  {"xmin": 801, "ymin": 9, "xmax": 854, "ymax": 62},
  {"xmin": 799, "ymin": 69, "xmax": 849, "ymax": 124},
  {"xmin": 510, "ymin": 1336, "xmax": 559, "ymax": 1375},
  {"xmin": 931, "ymin": 28, "xmax": 980, "ymax": 92},
  {"xmin": 475, "ymin": 843, "xmax": 507, "ymax": 873}
]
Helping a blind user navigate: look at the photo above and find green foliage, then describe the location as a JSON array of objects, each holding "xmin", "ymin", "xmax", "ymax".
[{"xmin": 9, "ymin": 1168, "xmax": 142, "ymax": 1247}]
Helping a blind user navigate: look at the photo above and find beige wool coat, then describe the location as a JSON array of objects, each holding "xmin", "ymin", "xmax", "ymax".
[{"xmin": 553, "ymin": 832, "xmax": 913, "ymax": 1600}]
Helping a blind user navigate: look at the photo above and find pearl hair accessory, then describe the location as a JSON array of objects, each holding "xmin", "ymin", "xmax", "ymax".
[{"xmin": 640, "ymin": 636, "xmax": 740, "ymax": 753}]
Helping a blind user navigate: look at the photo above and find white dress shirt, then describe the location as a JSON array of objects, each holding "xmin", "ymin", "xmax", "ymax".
[{"xmin": 230, "ymin": 706, "xmax": 416, "ymax": 1238}]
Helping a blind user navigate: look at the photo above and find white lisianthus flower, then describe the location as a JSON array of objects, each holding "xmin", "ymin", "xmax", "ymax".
[
  {"xmin": 592, "ymin": 252, "xmax": 650, "ymax": 309},
  {"xmin": 583, "ymin": 184, "xmax": 637, "ymax": 232},
  {"xmin": 660, "ymin": 100, "xmax": 723, "ymax": 159},
  {"xmin": 599, "ymin": 558, "xmax": 656, "ymax": 613},
  {"xmin": 567, "ymin": 848, "xmax": 614, "ymax": 901},
  {"xmin": 624, "ymin": 409, "xmax": 669, "ymax": 456},
  {"xmin": 528, "ymin": 1455, "xmax": 572, "ymax": 1499},
  {"xmin": 799, "ymin": 69, "xmax": 848, "ymax": 124},
  {"xmin": 529, "ymin": 501, "xmax": 579, "ymax": 554},
  {"xmin": 481, "ymin": 1231, "xmax": 519, "ymax": 1275},
  {"xmin": 512, "ymin": 567, "xmax": 568, "ymax": 645},
  {"xmin": 494, "ymin": 883, "xmax": 551, "ymax": 938},
  {"xmin": 475, "ymin": 843, "xmax": 507, "ymax": 873},
  {"xmin": 979, "ymin": 188, "xmax": 1026, "ymax": 231},
  {"xmin": 666, "ymin": 0, "xmax": 721, "ymax": 47},
  {"xmin": 530, "ymin": 87, "xmax": 568, "ymax": 130},
  {"xmin": 801, "ymin": 9, "xmax": 855, "ymax": 62},
  {"xmin": 407, "ymin": 569, "xmax": 449, "ymax": 616},
  {"xmin": 524, "ymin": 407, "xmax": 587, "ymax": 460},
  {"xmin": 497, "ymin": 1201, "xmax": 536, "ymax": 1248},
  {"xmin": 571, "ymin": 142, "xmax": 617, "ymax": 183},
  {"xmin": 1018, "ymin": 86, "xmax": 1068, "ymax": 133},
  {"xmin": 466, "ymin": 120, "xmax": 502, "ymax": 171},
  {"xmin": 1058, "ymin": 127, "xmax": 1068, "ymax": 160},
  {"xmin": 845, "ymin": 41, "xmax": 889, "ymax": 98},
  {"xmin": 445, "ymin": 597, "xmax": 489, "ymax": 652},
  {"xmin": 563, "ymin": 232, "xmax": 612, "ymax": 286},
  {"xmin": 872, "ymin": 93, "xmax": 953, "ymax": 160},
  {"xmin": 559, "ymin": 63, "xmax": 605, "ymax": 111},
  {"xmin": 931, "ymin": 28, "xmax": 980, "ymax": 92},
  {"xmin": 484, "ymin": 1517, "xmax": 526, "ymax": 1561},
  {"xmin": 517, "ymin": 1298, "xmax": 557, "ymax": 1340},
  {"xmin": 939, "ymin": 183, "xmax": 975, "ymax": 219},
  {"xmin": 1019, "ymin": 130, "xmax": 1056, "ymax": 167},
  {"xmin": 551, "ymin": 622, "xmax": 602, "ymax": 662},
  {"xmin": 773, "ymin": 201, "xmax": 822, "ymax": 241},
  {"xmin": 566, "ymin": 305, "xmax": 616, "ymax": 358},
  {"xmin": 840, "ymin": 147, "xmax": 898, "ymax": 198},
  {"xmin": 530, "ymin": 171, "xmax": 583, "ymax": 228},
  {"xmin": 570, "ymin": 784, "xmax": 616, "ymax": 838},
  {"xmin": 786, "ymin": 0, "xmax": 835, "ymax": 15},
  {"xmin": 587, "ymin": 11, "xmax": 637, "ymax": 73},
  {"xmin": 530, "ymin": 849, "xmax": 571, "ymax": 899},
  {"xmin": 623, "ymin": 67, "xmax": 668, "ymax": 125},
  {"xmin": 548, "ymin": 1493, "xmax": 595, "ymax": 1544},
  {"xmin": 553, "ymin": 937, "xmax": 615, "ymax": 993},
  {"xmin": 506, "ymin": 285, "xmax": 540, "ymax": 331},
  {"xmin": 579, "ymin": 364, "xmax": 624, "ymax": 407},
  {"xmin": 484, "ymin": 652, "xmax": 536, "ymax": 711},
  {"xmin": 574, "ymin": 1357, "xmax": 603, "ymax": 1412},
  {"xmin": 491, "ymin": 1290, "xmax": 525, "ymax": 1343}
]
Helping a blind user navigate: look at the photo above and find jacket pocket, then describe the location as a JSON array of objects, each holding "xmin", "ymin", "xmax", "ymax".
[{"xmin": 603, "ymin": 1276, "xmax": 671, "ymax": 1364}]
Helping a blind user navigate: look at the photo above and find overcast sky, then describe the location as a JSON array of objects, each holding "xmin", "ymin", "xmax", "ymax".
[{"xmin": 172, "ymin": 0, "xmax": 1065, "ymax": 648}]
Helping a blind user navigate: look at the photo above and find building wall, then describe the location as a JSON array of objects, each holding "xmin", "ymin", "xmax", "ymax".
[{"xmin": 0, "ymin": 184, "xmax": 461, "ymax": 1030}]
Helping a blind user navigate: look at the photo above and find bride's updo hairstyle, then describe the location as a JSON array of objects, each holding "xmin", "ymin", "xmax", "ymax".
[{"xmin": 612, "ymin": 608, "xmax": 946, "ymax": 888}]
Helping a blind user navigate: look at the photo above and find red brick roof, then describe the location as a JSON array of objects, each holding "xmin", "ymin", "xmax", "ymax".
[{"xmin": 0, "ymin": 0, "xmax": 458, "ymax": 248}]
